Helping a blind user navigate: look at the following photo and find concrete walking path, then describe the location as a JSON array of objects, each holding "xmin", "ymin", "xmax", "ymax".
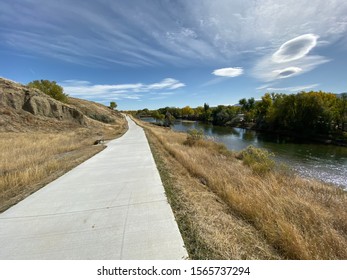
[{"xmin": 0, "ymin": 116, "xmax": 187, "ymax": 259}]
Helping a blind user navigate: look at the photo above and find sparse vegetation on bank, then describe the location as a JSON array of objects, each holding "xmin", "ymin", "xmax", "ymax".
[{"xmin": 133, "ymin": 116, "xmax": 347, "ymax": 260}]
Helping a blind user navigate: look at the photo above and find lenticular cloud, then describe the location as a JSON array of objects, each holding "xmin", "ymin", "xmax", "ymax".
[
  {"xmin": 272, "ymin": 34, "xmax": 318, "ymax": 63},
  {"xmin": 212, "ymin": 67, "xmax": 243, "ymax": 77},
  {"xmin": 273, "ymin": 67, "xmax": 302, "ymax": 78}
]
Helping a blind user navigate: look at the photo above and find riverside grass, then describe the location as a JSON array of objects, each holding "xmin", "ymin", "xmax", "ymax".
[{"xmin": 133, "ymin": 117, "xmax": 347, "ymax": 260}]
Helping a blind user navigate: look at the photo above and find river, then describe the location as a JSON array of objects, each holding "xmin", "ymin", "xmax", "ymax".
[{"xmin": 141, "ymin": 117, "xmax": 347, "ymax": 189}]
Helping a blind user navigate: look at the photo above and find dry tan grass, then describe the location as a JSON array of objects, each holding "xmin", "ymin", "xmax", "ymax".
[
  {"xmin": 0, "ymin": 79, "xmax": 128, "ymax": 212},
  {"xmin": 134, "ymin": 117, "xmax": 347, "ymax": 260},
  {"xmin": 0, "ymin": 119, "xmax": 127, "ymax": 213}
]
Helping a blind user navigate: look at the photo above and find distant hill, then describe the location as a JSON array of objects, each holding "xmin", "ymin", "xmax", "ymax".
[{"xmin": 0, "ymin": 77, "xmax": 124, "ymax": 132}]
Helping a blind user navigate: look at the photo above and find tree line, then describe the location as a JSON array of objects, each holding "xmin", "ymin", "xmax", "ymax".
[{"xmin": 130, "ymin": 91, "xmax": 347, "ymax": 137}]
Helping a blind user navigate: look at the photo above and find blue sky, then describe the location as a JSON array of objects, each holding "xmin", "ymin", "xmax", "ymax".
[{"xmin": 1, "ymin": 0, "xmax": 347, "ymax": 110}]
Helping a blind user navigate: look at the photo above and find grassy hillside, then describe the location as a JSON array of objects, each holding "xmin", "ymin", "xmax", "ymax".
[{"xmin": 0, "ymin": 78, "xmax": 127, "ymax": 212}]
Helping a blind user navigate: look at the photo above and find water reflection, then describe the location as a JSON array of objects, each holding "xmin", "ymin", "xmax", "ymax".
[
  {"xmin": 242, "ymin": 130, "xmax": 256, "ymax": 142},
  {"xmin": 142, "ymin": 118, "xmax": 347, "ymax": 189}
]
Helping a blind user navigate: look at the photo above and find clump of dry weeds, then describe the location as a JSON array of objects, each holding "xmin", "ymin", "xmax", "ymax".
[{"xmin": 135, "ymin": 117, "xmax": 347, "ymax": 260}]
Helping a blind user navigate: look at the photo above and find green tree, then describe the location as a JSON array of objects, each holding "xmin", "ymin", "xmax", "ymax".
[
  {"xmin": 158, "ymin": 107, "xmax": 181, "ymax": 118},
  {"xmin": 136, "ymin": 108, "xmax": 150, "ymax": 117},
  {"xmin": 338, "ymin": 93, "xmax": 347, "ymax": 131},
  {"xmin": 151, "ymin": 110, "xmax": 165, "ymax": 123},
  {"xmin": 193, "ymin": 106, "xmax": 204, "ymax": 120},
  {"xmin": 212, "ymin": 105, "xmax": 229, "ymax": 125},
  {"xmin": 110, "ymin": 101, "xmax": 117, "ymax": 110},
  {"xmin": 28, "ymin": 80, "xmax": 68, "ymax": 103},
  {"xmin": 255, "ymin": 93, "xmax": 273, "ymax": 128},
  {"xmin": 239, "ymin": 97, "xmax": 256, "ymax": 122},
  {"xmin": 164, "ymin": 111, "xmax": 175, "ymax": 126},
  {"xmin": 239, "ymin": 98, "xmax": 247, "ymax": 112},
  {"xmin": 263, "ymin": 91, "xmax": 339, "ymax": 135},
  {"xmin": 181, "ymin": 106, "xmax": 194, "ymax": 118},
  {"xmin": 202, "ymin": 103, "xmax": 212, "ymax": 122},
  {"xmin": 247, "ymin": 97, "xmax": 256, "ymax": 111}
]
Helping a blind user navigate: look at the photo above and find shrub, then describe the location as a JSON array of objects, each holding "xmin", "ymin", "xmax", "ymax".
[
  {"xmin": 28, "ymin": 80, "xmax": 68, "ymax": 103},
  {"xmin": 240, "ymin": 145, "xmax": 275, "ymax": 175},
  {"xmin": 90, "ymin": 114, "xmax": 114, "ymax": 124},
  {"xmin": 110, "ymin": 101, "xmax": 117, "ymax": 110},
  {"xmin": 164, "ymin": 111, "xmax": 175, "ymax": 126},
  {"xmin": 184, "ymin": 129, "xmax": 204, "ymax": 146}
]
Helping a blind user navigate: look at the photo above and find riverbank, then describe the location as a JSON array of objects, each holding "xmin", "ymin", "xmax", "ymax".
[
  {"xmin": 185, "ymin": 118, "xmax": 347, "ymax": 147},
  {"xmin": 149, "ymin": 115, "xmax": 347, "ymax": 147},
  {"xmin": 248, "ymin": 125, "xmax": 347, "ymax": 147},
  {"xmin": 160, "ymin": 118, "xmax": 347, "ymax": 189},
  {"xmin": 133, "ymin": 117, "xmax": 347, "ymax": 259}
]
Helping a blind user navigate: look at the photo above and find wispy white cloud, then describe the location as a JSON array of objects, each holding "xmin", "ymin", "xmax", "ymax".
[
  {"xmin": 60, "ymin": 78, "xmax": 185, "ymax": 103},
  {"xmin": 1, "ymin": 0, "xmax": 347, "ymax": 67},
  {"xmin": 212, "ymin": 67, "xmax": 243, "ymax": 77},
  {"xmin": 266, "ymin": 84, "xmax": 319, "ymax": 92},
  {"xmin": 256, "ymin": 84, "xmax": 272, "ymax": 90},
  {"xmin": 145, "ymin": 78, "xmax": 185, "ymax": 90},
  {"xmin": 200, "ymin": 77, "xmax": 228, "ymax": 87},
  {"xmin": 149, "ymin": 92, "xmax": 176, "ymax": 100}
]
